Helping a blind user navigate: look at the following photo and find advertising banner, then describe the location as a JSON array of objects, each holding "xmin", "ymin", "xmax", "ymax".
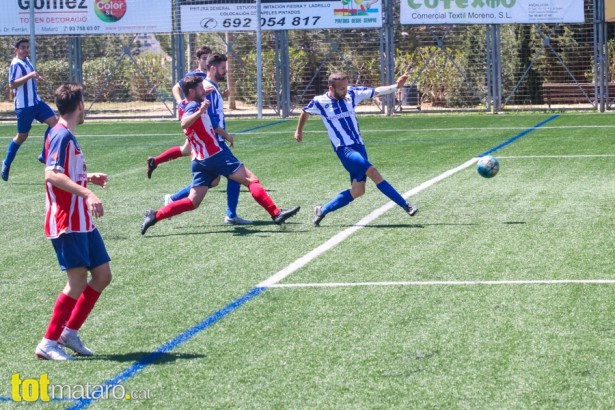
[
  {"xmin": 179, "ymin": 0, "xmax": 382, "ymax": 32},
  {"xmin": 606, "ymin": 0, "xmax": 615, "ymax": 22},
  {"xmin": 0, "ymin": 0, "xmax": 172, "ymax": 35},
  {"xmin": 400, "ymin": 0, "xmax": 585, "ymax": 25}
]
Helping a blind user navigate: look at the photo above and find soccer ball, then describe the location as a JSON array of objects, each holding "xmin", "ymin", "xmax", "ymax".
[{"xmin": 476, "ymin": 155, "xmax": 500, "ymax": 178}]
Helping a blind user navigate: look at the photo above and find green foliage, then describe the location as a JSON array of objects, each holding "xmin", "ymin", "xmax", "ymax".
[
  {"xmin": 531, "ymin": 24, "xmax": 585, "ymax": 83},
  {"xmin": 396, "ymin": 46, "xmax": 466, "ymax": 106},
  {"xmin": 127, "ymin": 54, "xmax": 173, "ymax": 102},
  {"xmin": 235, "ymin": 47, "xmax": 309, "ymax": 107}
]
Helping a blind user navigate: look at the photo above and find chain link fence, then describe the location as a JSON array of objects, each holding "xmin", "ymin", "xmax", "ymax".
[{"xmin": 0, "ymin": 0, "xmax": 610, "ymax": 120}]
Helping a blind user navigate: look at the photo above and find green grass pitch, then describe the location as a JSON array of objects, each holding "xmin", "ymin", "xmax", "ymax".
[{"xmin": 0, "ymin": 112, "xmax": 614, "ymax": 408}]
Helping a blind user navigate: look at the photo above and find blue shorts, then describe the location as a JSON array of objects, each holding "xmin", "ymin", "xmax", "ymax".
[
  {"xmin": 191, "ymin": 150, "xmax": 243, "ymax": 188},
  {"xmin": 51, "ymin": 229, "xmax": 111, "ymax": 271},
  {"xmin": 335, "ymin": 144, "xmax": 372, "ymax": 183},
  {"xmin": 15, "ymin": 100, "xmax": 55, "ymax": 134}
]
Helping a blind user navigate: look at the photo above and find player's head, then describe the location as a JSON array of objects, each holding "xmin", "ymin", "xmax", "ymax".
[
  {"xmin": 54, "ymin": 82, "xmax": 85, "ymax": 124},
  {"xmin": 206, "ymin": 53, "xmax": 228, "ymax": 82},
  {"xmin": 195, "ymin": 46, "xmax": 212, "ymax": 70},
  {"xmin": 182, "ymin": 75, "xmax": 205, "ymax": 103},
  {"xmin": 14, "ymin": 38, "xmax": 29, "ymax": 58},
  {"xmin": 328, "ymin": 72, "xmax": 349, "ymax": 100}
]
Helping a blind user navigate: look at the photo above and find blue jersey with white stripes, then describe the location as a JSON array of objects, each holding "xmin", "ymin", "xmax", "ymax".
[
  {"xmin": 203, "ymin": 79, "xmax": 226, "ymax": 142},
  {"xmin": 302, "ymin": 86, "xmax": 374, "ymax": 149},
  {"xmin": 9, "ymin": 57, "xmax": 40, "ymax": 109}
]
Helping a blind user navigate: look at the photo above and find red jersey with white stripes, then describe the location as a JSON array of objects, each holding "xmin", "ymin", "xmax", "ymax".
[
  {"xmin": 178, "ymin": 99, "xmax": 222, "ymax": 161},
  {"xmin": 44, "ymin": 124, "xmax": 94, "ymax": 238}
]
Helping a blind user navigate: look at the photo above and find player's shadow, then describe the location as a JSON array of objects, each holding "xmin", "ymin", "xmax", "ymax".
[
  {"xmin": 144, "ymin": 221, "xmax": 305, "ymax": 238},
  {"xmin": 82, "ymin": 351, "xmax": 206, "ymax": 364}
]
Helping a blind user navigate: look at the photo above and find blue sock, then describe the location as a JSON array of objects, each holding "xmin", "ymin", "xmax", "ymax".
[
  {"xmin": 226, "ymin": 179, "xmax": 241, "ymax": 218},
  {"xmin": 376, "ymin": 180, "xmax": 407, "ymax": 209},
  {"xmin": 322, "ymin": 189, "xmax": 354, "ymax": 215},
  {"xmin": 39, "ymin": 127, "xmax": 51, "ymax": 163},
  {"xmin": 171, "ymin": 185, "xmax": 191, "ymax": 201},
  {"xmin": 3, "ymin": 141, "xmax": 21, "ymax": 166}
]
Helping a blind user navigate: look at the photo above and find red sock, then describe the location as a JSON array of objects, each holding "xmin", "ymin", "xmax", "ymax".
[
  {"xmin": 155, "ymin": 146, "xmax": 183, "ymax": 165},
  {"xmin": 248, "ymin": 181, "xmax": 279, "ymax": 217},
  {"xmin": 155, "ymin": 198, "xmax": 195, "ymax": 221},
  {"xmin": 44, "ymin": 293, "xmax": 77, "ymax": 341},
  {"xmin": 65, "ymin": 285, "xmax": 101, "ymax": 331}
]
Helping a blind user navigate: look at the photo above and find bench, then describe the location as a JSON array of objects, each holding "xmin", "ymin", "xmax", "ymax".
[{"xmin": 542, "ymin": 82, "xmax": 615, "ymax": 107}]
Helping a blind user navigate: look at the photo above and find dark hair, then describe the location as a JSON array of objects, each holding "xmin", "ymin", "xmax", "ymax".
[
  {"xmin": 206, "ymin": 53, "xmax": 228, "ymax": 70},
  {"xmin": 181, "ymin": 75, "xmax": 203, "ymax": 97},
  {"xmin": 328, "ymin": 72, "xmax": 349, "ymax": 87},
  {"xmin": 14, "ymin": 38, "xmax": 29, "ymax": 49},
  {"xmin": 54, "ymin": 83, "xmax": 83, "ymax": 115},
  {"xmin": 196, "ymin": 46, "xmax": 212, "ymax": 59}
]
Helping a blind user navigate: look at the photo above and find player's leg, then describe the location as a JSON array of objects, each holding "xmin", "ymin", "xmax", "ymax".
[
  {"xmin": 37, "ymin": 108, "xmax": 58, "ymax": 164},
  {"xmin": 141, "ymin": 165, "xmax": 212, "ymax": 234},
  {"xmin": 165, "ymin": 175, "xmax": 220, "ymax": 206},
  {"xmin": 313, "ymin": 145, "xmax": 368, "ymax": 226},
  {"xmin": 218, "ymin": 144, "xmax": 251, "ymax": 225},
  {"xmin": 61, "ymin": 230, "xmax": 112, "ymax": 356},
  {"xmin": 224, "ymin": 178, "xmax": 252, "ymax": 225},
  {"xmin": 147, "ymin": 141, "xmax": 190, "ymax": 178},
  {"xmin": 167, "ymin": 184, "xmax": 191, "ymax": 203},
  {"xmin": 229, "ymin": 164, "xmax": 299, "ymax": 224},
  {"xmin": 2, "ymin": 109, "xmax": 32, "ymax": 180},
  {"xmin": 2, "ymin": 131, "xmax": 28, "ymax": 181},
  {"xmin": 35, "ymin": 266, "xmax": 88, "ymax": 361},
  {"xmin": 366, "ymin": 166, "xmax": 418, "ymax": 216},
  {"xmin": 36, "ymin": 258, "xmax": 88, "ymax": 361}
]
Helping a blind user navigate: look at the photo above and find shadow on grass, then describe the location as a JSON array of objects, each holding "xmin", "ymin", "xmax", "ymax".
[
  {"xmin": 82, "ymin": 351, "xmax": 206, "ymax": 364},
  {"xmin": 143, "ymin": 221, "xmax": 306, "ymax": 238}
]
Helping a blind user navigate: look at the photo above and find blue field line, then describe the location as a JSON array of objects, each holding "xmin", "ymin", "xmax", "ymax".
[
  {"xmin": 64, "ymin": 286, "xmax": 267, "ymax": 410},
  {"xmin": 477, "ymin": 114, "xmax": 559, "ymax": 157},
  {"xmin": 232, "ymin": 119, "xmax": 290, "ymax": 134}
]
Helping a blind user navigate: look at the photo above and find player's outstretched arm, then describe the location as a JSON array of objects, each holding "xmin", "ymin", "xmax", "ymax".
[
  {"xmin": 374, "ymin": 74, "xmax": 409, "ymax": 97},
  {"xmin": 295, "ymin": 111, "xmax": 310, "ymax": 143}
]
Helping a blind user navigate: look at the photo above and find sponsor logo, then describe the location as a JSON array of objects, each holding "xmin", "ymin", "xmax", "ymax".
[{"xmin": 94, "ymin": 0, "xmax": 127, "ymax": 23}]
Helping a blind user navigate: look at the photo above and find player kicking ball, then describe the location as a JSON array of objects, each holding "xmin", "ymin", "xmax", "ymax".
[
  {"xmin": 295, "ymin": 72, "xmax": 418, "ymax": 227},
  {"xmin": 36, "ymin": 83, "xmax": 112, "ymax": 360},
  {"xmin": 141, "ymin": 76, "xmax": 299, "ymax": 235}
]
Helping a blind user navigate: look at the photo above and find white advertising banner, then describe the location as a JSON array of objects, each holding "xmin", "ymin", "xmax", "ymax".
[
  {"xmin": 1, "ymin": 0, "xmax": 172, "ymax": 35},
  {"xmin": 400, "ymin": 0, "xmax": 585, "ymax": 25},
  {"xmin": 180, "ymin": 0, "xmax": 382, "ymax": 32}
]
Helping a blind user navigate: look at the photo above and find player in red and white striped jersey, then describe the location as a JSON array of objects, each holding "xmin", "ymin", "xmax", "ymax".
[
  {"xmin": 141, "ymin": 76, "xmax": 300, "ymax": 234},
  {"xmin": 35, "ymin": 83, "xmax": 113, "ymax": 361}
]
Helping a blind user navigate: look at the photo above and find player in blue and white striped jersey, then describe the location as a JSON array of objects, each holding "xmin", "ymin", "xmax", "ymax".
[
  {"xmin": 2, "ymin": 38, "xmax": 58, "ymax": 181},
  {"xmin": 295, "ymin": 72, "xmax": 418, "ymax": 227}
]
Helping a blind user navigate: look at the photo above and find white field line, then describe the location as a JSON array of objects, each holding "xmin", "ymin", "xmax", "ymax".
[
  {"xmin": 498, "ymin": 154, "xmax": 615, "ymax": 159},
  {"xmin": 268, "ymin": 279, "xmax": 615, "ymax": 288},
  {"xmin": 258, "ymin": 158, "xmax": 478, "ymax": 288}
]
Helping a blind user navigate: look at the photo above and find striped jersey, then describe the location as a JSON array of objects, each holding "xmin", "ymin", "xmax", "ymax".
[
  {"xmin": 203, "ymin": 79, "xmax": 226, "ymax": 142},
  {"xmin": 302, "ymin": 86, "xmax": 374, "ymax": 149},
  {"xmin": 9, "ymin": 57, "xmax": 40, "ymax": 109},
  {"xmin": 44, "ymin": 124, "xmax": 94, "ymax": 238},
  {"xmin": 178, "ymin": 100, "xmax": 221, "ymax": 161}
]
